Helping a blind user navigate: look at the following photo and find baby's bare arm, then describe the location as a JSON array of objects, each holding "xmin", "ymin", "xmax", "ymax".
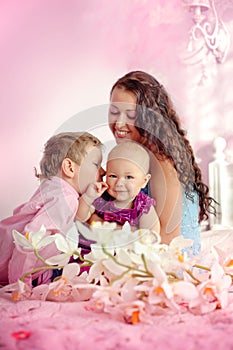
[
  {"xmin": 139, "ymin": 206, "xmax": 161, "ymax": 234},
  {"xmin": 75, "ymin": 182, "xmax": 108, "ymax": 222}
]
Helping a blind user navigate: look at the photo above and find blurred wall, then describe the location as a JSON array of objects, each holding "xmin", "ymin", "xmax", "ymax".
[{"xmin": 0, "ymin": 0, "xmax": 233, "ymax": 219}]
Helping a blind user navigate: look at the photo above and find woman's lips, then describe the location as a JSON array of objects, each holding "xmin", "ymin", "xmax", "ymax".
[{"xmin": 114, "ymin": 129, "xmax": 129, "ymax": 138}]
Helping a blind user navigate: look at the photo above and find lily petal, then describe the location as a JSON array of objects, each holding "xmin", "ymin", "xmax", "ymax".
[{"xmin": 12, "ymin": 230, "xmax": 33, "ymax": 249}]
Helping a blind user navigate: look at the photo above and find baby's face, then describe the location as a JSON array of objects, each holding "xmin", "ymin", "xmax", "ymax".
[
  {"xmin": 74, "ymin": 145, "xmax": 103, "ymax": 194},
  {"xmin": 106, "ymin": 159, "xmax": 149, "ymax": 204}
]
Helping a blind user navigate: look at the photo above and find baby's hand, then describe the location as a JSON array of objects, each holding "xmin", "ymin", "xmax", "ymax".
[
  {"xmin": 95, "ymin": 181, "xmax": 108, "ymax": 195},
  {"xmin": 84, "ymin": 182, "xmax": 108, "ymax": 203}
]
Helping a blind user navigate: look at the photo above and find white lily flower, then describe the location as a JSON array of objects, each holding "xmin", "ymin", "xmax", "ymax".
[
  {"xmin": 190, "ymin": 261, "xmax": 232, "ymax": 313},
  {"xmin": 102, "ymin": 248, "xmax": 132, "ymax": 276},
  {"xmin": 172, "ymin": 281, "xmax": 199, "ymax": 301},
  {"xmin": 46, "ymin": 263, "xmax": 79, "ymax": 301},
  {"xmin": 133, "ymin": 240, "xmax": 161, "ymax": 263},
  {"xmin": 138, "ymin": 264, "xmax": 176, "ymax": 309},
  {"xmin": 0, "ymin": 280, "xmax": 32, "ymax": 301},
  {"xmin": 77, "ymin": 221, "xmax": 137, "ymax": 250},
  {"xmin": 12, "ymin": 225, "xmax": 58, "ymax": 250},
  {"xmin": 212, "ymin": 246, "xmax": 233, "ymax": 274},
  {"xmin": 169, "ymin": 236, "xmax": 194, "ymax": 251},
  {"xmin": 46, "ymin": 225, "xmax": 81, "ymax": 266},
  {"xmin": 76, "ymin": 221, "xmax": 116, "ymax": 244},
  {"xmin": 159, "ymin": 236, "xmax": 194, "ymax": 274}
]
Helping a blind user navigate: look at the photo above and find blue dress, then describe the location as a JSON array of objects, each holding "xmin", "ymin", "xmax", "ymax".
[
  {"xmin": 181, "ymin": 190, "xmax": 201, "ymax": 255},
  {"xmin": 142, "ymin": 184, "xmax": 200, "ymax": 255}
]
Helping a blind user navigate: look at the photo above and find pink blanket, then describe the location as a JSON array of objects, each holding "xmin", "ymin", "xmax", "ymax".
[
  {"xmin": 1, "ymin": 228, "xmax": 233, "ymax": 349},
  {"xmin": 1, "ymin": 296, "xmax": 233, "ymax": 350}
]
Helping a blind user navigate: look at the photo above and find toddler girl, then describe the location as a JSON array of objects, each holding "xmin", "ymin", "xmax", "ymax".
[{"xmin": 93, "ymin": 141, "xmax": 160, "ymax": 234}]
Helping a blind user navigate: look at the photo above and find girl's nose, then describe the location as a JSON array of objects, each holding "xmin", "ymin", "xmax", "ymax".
[{"xmin": 115, "ymin": 177, "xmax": 125, "ymax": 186}]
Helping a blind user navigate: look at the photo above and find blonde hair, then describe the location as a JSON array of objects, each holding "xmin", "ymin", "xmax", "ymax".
[
  {"xmin": 36, "ymin": 132, "xmax": 102, "ymax": 179},
  {"xmin": 107, "ymin": 141, "xmax": 150, "ymax": 174}
]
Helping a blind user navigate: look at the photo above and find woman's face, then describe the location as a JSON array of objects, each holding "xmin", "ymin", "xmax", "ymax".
[{"xmin": 108, "ymin": 87, "xmax": 141, "ymax": 143}]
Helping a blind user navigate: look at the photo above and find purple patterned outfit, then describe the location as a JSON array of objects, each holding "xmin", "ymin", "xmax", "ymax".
[{"xmin": 93, "ymin": 191, "xmax": 156, "ymax": 227}]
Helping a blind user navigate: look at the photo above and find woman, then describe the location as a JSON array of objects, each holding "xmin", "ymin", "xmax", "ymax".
[{"xmin": 108, "ymin": 70, "xmax": 215, "ymax": 254}]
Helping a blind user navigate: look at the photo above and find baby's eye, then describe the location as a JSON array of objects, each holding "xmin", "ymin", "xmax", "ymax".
[
  {"xmin": 108, "ymin": 174, "xmax": 117, "ymax": 178},
  {"xmin": 126, "ymin": 175, "xmax": 134, "ymax": 179}
]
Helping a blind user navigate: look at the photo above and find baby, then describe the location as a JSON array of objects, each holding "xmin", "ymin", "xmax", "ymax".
[
  {"xmin": 93, "ymin": 141, "xmax": 160, "ymax": 233},
  {"xmin": 0, "ymin": 131, "xmax": 107, "ymax": 285}
]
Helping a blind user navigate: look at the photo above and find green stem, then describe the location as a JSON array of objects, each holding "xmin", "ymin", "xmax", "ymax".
[
  {"xmin": 20, "ymin": 265, "xmax": 64, "ymax": 282},
  {"xmin": 193, "ymin": 264, "xmax": 233, "ymax": 283},
  {"xmin": 193, "ymin": 264, "xmax": 211, "ymax": 271},
  {"xmin": 20, "ymin": 248, "xmax": 93, "ymax": 282},
  {"xmin": 79, "ymin": 263, "xmax": 92, "ymax": 267},
  {"xmin": 141, "ymin": 253, "xmax": 153, "ymax": 276},
  {"xmin": 166, "ymin": 271, "xmax": 182, "ymax": 280},
  {"xmin": 102, "ymin": 245, "xmax": 153, "ymax": 277},
  {"xmin": 109, "ymin": 269, "xmax": 131, "ymax": 286},
  {"xmin": 185, "ymin": 269, "xmax": 201, "ymax": 284},
  {"xmin": 73, "ymin": 250, "xmax": 93, "ymax": 265},
  {"xmin": 131, "ymin": 273, "xmax": 152, "ymax": 279},
  {"xmin": 34, "ymin": 249, "xmax": 50, "ymax": 266}
]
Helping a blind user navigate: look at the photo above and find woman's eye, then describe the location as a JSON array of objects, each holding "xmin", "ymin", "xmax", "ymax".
[
  {"xmin": 109, "ymin": 106, "xmax": 119, "ymax": 115},
  {"xmin": 127, "ymin": 111, "xmax": 137, "ymax": 119}
]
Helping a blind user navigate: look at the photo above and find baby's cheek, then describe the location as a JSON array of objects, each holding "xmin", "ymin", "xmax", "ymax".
[{"xmin": 126, "ymin": 183, "xmax": 134, "ymax": 195}]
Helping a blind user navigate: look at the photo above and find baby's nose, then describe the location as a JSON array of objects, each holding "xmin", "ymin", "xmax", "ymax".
[{"xmin": 116, "ymin": 177, "xmax": 125, "ymax": 186}]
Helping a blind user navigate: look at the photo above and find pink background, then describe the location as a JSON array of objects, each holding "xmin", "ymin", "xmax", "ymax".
[{"xmin": 1, "ymin": 0, "xmax": 233, "ymax": 220}]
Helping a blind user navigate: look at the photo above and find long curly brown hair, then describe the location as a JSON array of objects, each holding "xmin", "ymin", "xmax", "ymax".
[{"xmin": 110, "ymin": 70, "xmax": 216, "ymax": 222}]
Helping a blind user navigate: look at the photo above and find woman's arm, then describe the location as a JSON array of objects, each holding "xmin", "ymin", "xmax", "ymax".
[{"xmin": 149, "ymin": 157, "xmax": 183, "ymax": 244}]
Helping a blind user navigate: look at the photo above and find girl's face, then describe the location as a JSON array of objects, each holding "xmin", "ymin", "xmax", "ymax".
[
  {"xmin": 73, "ymin": 146, "xmax": 104, "ymax": 194},
  {"xmin": 106, "ymin": 159, "xmax": 150, "ymax": 206},
  {"xmin": 109, "ymin": 87, "xmax": 141, "ymax": 143}
]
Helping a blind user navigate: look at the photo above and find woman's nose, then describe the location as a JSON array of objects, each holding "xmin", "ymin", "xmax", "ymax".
[{"xmin": 116, "ymin": 112, "xmax": 127, "ymax": 128}]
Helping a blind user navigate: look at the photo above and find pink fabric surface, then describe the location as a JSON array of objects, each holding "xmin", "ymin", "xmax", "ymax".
[
  {"xmin": 1, "ymin": 296, "xmax": 233, "ymax": 350},
  {"xmin": 1, "ymin": 229, "xmax": 233, "ymax": 349}
]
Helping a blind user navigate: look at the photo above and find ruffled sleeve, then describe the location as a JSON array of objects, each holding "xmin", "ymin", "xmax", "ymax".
[{"xmin": 134, "ymin": 192, "xmax": 156, "ymax": 215}]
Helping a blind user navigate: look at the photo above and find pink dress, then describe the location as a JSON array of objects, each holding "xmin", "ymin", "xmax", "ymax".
[{"xmin": 0, "ymin": 177, "xmax": 79, "ymax": 285}]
